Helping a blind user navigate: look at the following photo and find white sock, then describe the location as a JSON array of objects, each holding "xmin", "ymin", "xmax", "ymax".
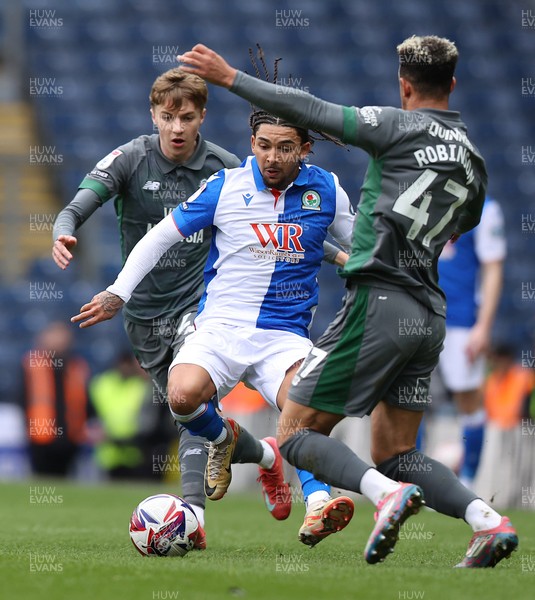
[
  {"xmin": 464, "ymin": 499, "xmax": 501, "ymax": 532},
  {"xmin": 306, "ymin": 490, "xmax": 331, "ymax": 509},
  {"xmin": 213, "ymin": 426, "xmax": 227, "ymax": 445},
  {"xmin": 460, "ymin": 409, "xmax": 486, "ymax": 428},
  {"xmin": 258, "ymin": 439, "xmax": 275, "ymax": 469},
  {"xmin": 189, "ymin": 504, "xmax": 205, "ymax": 528},
  {"xmin": 360, "ymin": 469, "xmax": 401, "ymax": 506}
]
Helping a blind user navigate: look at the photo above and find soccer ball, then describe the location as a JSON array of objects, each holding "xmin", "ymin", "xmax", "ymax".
[{"xmin": 129, "ymin": 493, "xmax": 200, "ymax": 557}]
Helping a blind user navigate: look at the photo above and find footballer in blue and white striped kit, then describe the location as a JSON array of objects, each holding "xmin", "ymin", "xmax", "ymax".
[{"xmin": 73, "ymin": 113, "xmax": 357, "ymax": 546}]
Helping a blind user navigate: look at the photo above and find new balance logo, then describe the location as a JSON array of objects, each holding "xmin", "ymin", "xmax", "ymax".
[
  {"xmin": 143, "ymin": 180, "xmax": 161, "ymax": 191},
  {"xmin": 251, "ymin": 223, "xmax": 304, "ymax": 252},
  {"xmin": 243, "ymin": 193, "xmax": 254, "ymax": 206}
]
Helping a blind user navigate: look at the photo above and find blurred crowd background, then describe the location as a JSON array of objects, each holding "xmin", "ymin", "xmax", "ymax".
[{"xmin": 0, "ymin": 0, "xmax": 534, "ymax": 508}]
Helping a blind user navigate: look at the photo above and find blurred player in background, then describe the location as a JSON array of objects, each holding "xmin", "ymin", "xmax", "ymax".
[
  {"xmin": 52, "ymin": 67, "xmax": 241, "ymax": 547},
  {"xmin": 436, "ymin": 197, "xmax": 506, "ymax": 487},
  {"xmin": 89, "ymin": 351, "xmax": 149, "ymax": 480},
  {"xmin": 71, "ymin": 110, "xmax": 358, "ymax": 547},
  {"xmin": 21, "ymin": 321, "xmax": 91, "ymax": 477},
  {"xmin": 177, "ymin": 36, "xmax": 519, "ymax": 567}
]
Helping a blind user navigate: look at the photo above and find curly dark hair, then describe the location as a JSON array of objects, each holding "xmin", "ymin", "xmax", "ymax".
[{"xmin": 247, "ymin": 44, "xmax": 345, "ymax": 148}]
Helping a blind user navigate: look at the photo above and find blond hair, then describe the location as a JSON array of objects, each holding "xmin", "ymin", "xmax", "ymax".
[{"xmin": 397, "ymin": 35, "xmax": 458, "ymax": 97}]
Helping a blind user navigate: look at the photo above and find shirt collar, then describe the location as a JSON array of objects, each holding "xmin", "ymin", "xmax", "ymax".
[
  {"xmin": 250, "ymin": 156, "xmax": 309, "ymax": 192},
  {"xmin": 151, "ymin": 133, "xmax": 208, "ymax": 174}
]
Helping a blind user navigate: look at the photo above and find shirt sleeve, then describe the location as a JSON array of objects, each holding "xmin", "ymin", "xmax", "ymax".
[
  {"xmin": 327, "ymin": 174, "xmax": 355, "ymax": 252},
  {"xmin": 171, "ymin": 169, "xmax": 226, "ymax": 237},
  {"xmin": 322, "ymin": 241, "xmax": 342, "ymax": 264},
  {"xmin": 231, "ymin": 71, "xmax": 346, "ymax": 141},
  {"xmin": 344, "ymin": 106, "xmax": 406, "ymax": 157},
  {"xmin": 52, "ymin": 188, "xmax": 102, "ymax": 240},
  {"xmin": 78, "ymin": 145, "xmax": 133, "ymax": 202},
  {"xmin": 474, "ymin": 200, "xmax": 507, "ymax": 263},
  {"xmin": 455, "ymin": 177, "xmax": 486, "ymax": 235},
  {"xmin": 106, "ymin": 214, "xmax": 183, "ymax": 302}
]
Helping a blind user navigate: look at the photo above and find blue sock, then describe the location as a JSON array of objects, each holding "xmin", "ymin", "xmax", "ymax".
[
  {"xmin": 296, "ymin": 468, "xmax": 330, "ymax": 504},
  {"xmin": 172, "ymin": 402, "xmax": 224, "ymax": 442},
  {"xmin": 460, "ymin": 410, "xmax": 485, "ymax": 481}
]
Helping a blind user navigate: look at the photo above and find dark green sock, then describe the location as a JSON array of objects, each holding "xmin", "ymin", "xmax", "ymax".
[
  {"xmin": 280, "ymin": 429, "xmax": 371, "ymax": 493},
  {"xmin": 177, "ymin": 427, "xmax": 208, "ymax": 508},
  {"xmin": 232, "ymin": 425, "xmax": 264, "ymax": 464},
  {"xmin": 376, "ymin": 448, "xmax": 478, "ymax": 519}
]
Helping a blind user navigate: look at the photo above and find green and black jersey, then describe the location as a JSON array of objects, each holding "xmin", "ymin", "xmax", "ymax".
[
  {"xmin": 338, "ymin": 105, "xmax": 486, "ymax": 316},
  {"xmin": 229, "ymin": 72, "xmax": 487, "ymax": 317},
  {"xmin": 59, "ymin": 134, "xmax": 240, "ymax": 324}
]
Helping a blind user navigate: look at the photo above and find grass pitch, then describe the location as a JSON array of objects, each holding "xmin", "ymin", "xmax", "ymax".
[{"xmin": 2, "ymin": 479, "xmax": 533, "ymax": 600}]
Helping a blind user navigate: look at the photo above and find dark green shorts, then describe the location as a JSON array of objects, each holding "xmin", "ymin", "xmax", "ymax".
[
  {"xmin": 288, "ymin": 283, "xmax": 445, "ymax": 416},
  {"xmin": 123, "ymin": 310, "xmax": 196, "ymax": 402}
]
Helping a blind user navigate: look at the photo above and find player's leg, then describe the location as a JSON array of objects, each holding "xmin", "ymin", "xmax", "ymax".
[
  {"xmin": 167, "ymin": 312, "xmax": 213, "ymax": 530},
  {"xmin": 123, "ymin": 316, "xmax": 210, "ymax": 546},
  {"xmin": 205, "ymin": 329, "xmax": 337, "ymax": 525},
  {"xmin": 244, "ymin": 332, "xmax": 353, "ymax": 532},
  {"xmin": 372, "ymin": 400, "xmax": 518, "ymax": 567},
  {"xmin": 273, "ymin": 362, "xmax": 352, "ymax": 545},
  {"xmin": 202, "ymin": 333, "xmax": 312, "ymax": 519},
  {"xmin": 167, "ymin": 361, "xmax": 244, "ymax": 503},
  {"xmin": 440, "ymin": 327, "xmax": 487, "ymax": 487},
  {"xmin": 279, "ymin": 285, "xmax": 425, "ymax": 562},
  {"xmin": 373, "ymin": 312, "xmax": 517, "ymax": 568},
  {"xmin": 169, "ymin": 325, "xmax": 255, "ymax": 501},
  {"xmin": 371, "ymin": 400, "xmax": 478, "ymax": 516}
]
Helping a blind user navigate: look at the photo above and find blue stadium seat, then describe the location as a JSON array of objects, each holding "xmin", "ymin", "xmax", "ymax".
[{"xmin": 20, "ymin": 0, "xmax": 535, "ymax": 371}]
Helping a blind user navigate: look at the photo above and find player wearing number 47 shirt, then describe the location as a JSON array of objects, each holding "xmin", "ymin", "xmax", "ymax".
[
  {"xmin": 52, "ymin": 68, "xmax": 241, "ymax": 548},
  {"xmin": 176, "ymin": 36, "xmax": 519, "ymax": 567},
  {"xmin": 72, "ymin": 111, "xmax": 358, "ymax": 548}
]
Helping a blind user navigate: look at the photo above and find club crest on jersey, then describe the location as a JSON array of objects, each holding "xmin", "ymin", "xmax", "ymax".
[
  {"xmin": 96, "ymin": 149, "xmax": 122, "ymax": 170},
  {"xmin": 301, "ymin": 190, "xmax": 321, "ymax": 211},
  {"xmin": 143, "ymin": 180, "xmax": 161, "ymax": 191}
]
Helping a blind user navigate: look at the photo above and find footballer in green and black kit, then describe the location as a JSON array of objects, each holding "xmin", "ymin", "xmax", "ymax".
[
  {"xmin": 80, "ymin": 133, "xmax": 239, "ymax": 326},
  {"xmin": 54, "ymin": 133, "xmax": 239, "ymax": 396}
]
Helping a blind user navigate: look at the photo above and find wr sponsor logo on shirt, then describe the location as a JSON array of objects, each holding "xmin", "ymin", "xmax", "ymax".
[{"xmin": 249, "ymin": 223, "xmax": 305, "ymax": 263}]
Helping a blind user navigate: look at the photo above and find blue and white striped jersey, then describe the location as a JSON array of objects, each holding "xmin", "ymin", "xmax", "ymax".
[
  {"xmin": 172, "ymin": 156, "xmax": 354, "ymax": 337},
  {"xmin": 438, "ymin": 198, "xmax": 506, "ymax": 328}
]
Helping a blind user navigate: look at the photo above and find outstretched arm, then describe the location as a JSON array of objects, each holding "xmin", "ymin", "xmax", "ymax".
[
  {"xmin": 179, "ymin": 44, "xmax": 346, "ymax": 141},
  {"xmin": 52, "ymin": 188, "xmax": 102, "ymax": 269},
  {"xmin": 71, "ymin": 214, "xmax": 183, "ymax": 328}
]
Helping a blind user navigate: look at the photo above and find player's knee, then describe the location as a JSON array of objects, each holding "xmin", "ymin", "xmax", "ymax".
[{"xmin": 167, "ymin": 379, "xmax": 204, "ymax": 414}]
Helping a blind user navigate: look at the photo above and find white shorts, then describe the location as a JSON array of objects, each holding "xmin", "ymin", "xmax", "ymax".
[
  {"xmin": 169, "ymin": 323, "xmax": 313, "ymax": 410},
  {"xmin": 438, "ymin": 326, "xmax": 486, "ymax": 392}
]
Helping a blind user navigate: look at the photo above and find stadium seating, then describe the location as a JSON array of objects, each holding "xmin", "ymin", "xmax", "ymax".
[{"xmin": 12, "ymin": 0, "xmax": 534, "ymax": 385}]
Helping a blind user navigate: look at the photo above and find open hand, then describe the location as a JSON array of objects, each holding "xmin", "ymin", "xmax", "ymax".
[
  {"xmin": 178, "ymin": 44, "xmax": 237, "ymax": 88},
  {"xmin": 71, "ymin": 291, "xmax": 124, "ymax": 328},
  {"xmin": 52, "ymin": 235, "xmax": 78, "ymax": 269}
]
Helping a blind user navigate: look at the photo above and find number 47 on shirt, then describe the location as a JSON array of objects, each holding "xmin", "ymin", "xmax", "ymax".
[{"xmin": 393, "ymin": 168, "xmax": 468, "ymax": 247}]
